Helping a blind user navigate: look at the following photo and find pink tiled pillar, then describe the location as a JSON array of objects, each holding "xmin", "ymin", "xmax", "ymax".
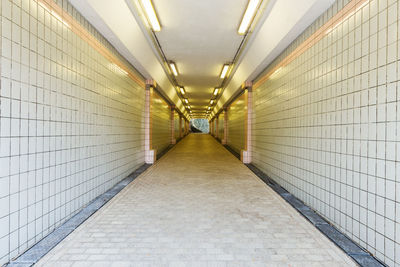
[
  {"xmin": 222, "ymin": 108, "xmax": 228, "ymax": 144},
  {"xmin": 171, "ymin": 106, "xmax": 176, "ymax": 144},
  {"xmin": 145, "ymin": 80, "xmax": 156, "ymax": 164},
  {"xmin": 241, "ymin": 81, "xmax": 252, "ymax": 164}
]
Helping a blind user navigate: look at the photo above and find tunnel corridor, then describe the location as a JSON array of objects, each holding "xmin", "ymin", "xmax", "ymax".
[
  {"xmin": 0, "ymin": 0, "xmax": 398, "ymax": 266},
  {"xmin": 34, "ymin": 134, "xmax": 355, "ymax": 266}
]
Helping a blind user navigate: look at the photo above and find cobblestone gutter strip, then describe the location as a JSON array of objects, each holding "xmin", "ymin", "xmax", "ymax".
[
  {"xmin": 220, "ymin": 141, "xmax": 385, "ymax": 267},
  {"xmin": 6, "ymin": 135, "xmax": 190, "ymax": 267},
  {"xmin": 223, "ymin": 145, "xmax": 241, "ymax": 160},
  {"xmin": 157, "ymin": 134, "xmax": 186, "ymax": 160},
  {"xmin": 6, "ymin": 164, "xmax": 151, "ymax": 267},
  {"xmin": 245, "ymin": 163, "xmax": 386, "ymax": 267},
  {"xmin": 157, "ymin": 144, "xmax": 175, "ymax": 159}
]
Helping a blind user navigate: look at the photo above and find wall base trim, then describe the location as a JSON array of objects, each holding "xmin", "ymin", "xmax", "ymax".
[
  {"xmin": 222, "ymin": 144, "xmax": 240, "ymax": 160},
  {"xmin": 157, "ymin": 134, "xmax": 187, "ymax": 160},
  {"xmin": 216, "ymin": 135, "xmax": 385, "ymax": 267},
  {"xmin": 245, "ymin": 163, "xmax": 385, "ymax": 267},
  {"xmin": 6, "ymin": 164, "xmax": 152, "ymax": 267}
]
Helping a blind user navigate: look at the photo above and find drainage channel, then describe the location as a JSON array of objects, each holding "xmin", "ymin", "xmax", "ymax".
[{"xmin": 221, "ymin": 143, "xmax": 385, "ymax": 267}]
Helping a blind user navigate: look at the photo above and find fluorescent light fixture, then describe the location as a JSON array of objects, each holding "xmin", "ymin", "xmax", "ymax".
[
  {"xmin": 238, "ymin": 0, "xmax": 261, "ymax": 35},
  {"xmin": 220, "ymin": 64, "xmax": 229, "ymax": 79},
  {"xmin": 169, "ymin": 62, "xmax": 178, "ymax": 76},
  {"xmin": 179, "ymin": 87, "xmax": 185, "ymax": 95},
  {"xmin": 213, "ymin": 88, "xmax": 219, "ymax": 96},
  {"xmin": 184, "ymin": 98, "xmax": 189, "ymax": 104},
  {"xmin": 140, "ymin": 0, "xmax": 161, "ymax": 31},
  {"xmin": 210, "ymin": 100, "xmax": 214, "ymax": 105}
]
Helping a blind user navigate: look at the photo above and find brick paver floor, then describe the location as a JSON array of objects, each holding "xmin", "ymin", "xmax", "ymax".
[{"xmin": 36, "ymin": 134, "xmax": 356, "ymax": 266}]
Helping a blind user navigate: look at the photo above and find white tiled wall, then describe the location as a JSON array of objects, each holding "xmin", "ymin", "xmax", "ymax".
[
  {"xmin": 228, "ymin": 92, "xmax": 246, "ymax": 154},
  {"xmin": 252, "ymin": 0, "xmax": 399, "ymax": 265},
  {"xmin": 0, "ymin": 0, "xmax": 145, "ymax": 264},
  {"xmin": 151, "ymin": 89, "xmax": 171, "ymax": 156}
]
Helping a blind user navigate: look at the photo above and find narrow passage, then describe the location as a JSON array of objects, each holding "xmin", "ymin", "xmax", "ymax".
[{"xmin": 36, "ymin": 134, "xmax": 355, "ymax": 266}]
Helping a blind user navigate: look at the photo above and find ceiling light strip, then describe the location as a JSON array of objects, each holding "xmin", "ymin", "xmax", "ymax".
[
  {"xmin": 254, "ymin": 0, "xmax": 368, "ymax": 89},
  {"xmin": 169, "ymin": 62, "xmax": 179, "ymax": 76},
  {"xmin": 220, "ymin": 64, "xmax": 230, "ymax": 79},
  {"xmin": 140, "ymin": 0, "xmax": 161, "ymax": 31},
  {"xmin": 238, "ymin": 0, "xmax": 261, "ymax": 35},
  {"xmin": 37, "ymin": 0, "xmax": 145, "ymax": 88}
]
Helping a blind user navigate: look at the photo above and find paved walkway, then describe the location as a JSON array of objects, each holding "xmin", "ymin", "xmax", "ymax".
[{"xmin": 36, "ymin": 134, "xmax": 355, "ymax": 266}]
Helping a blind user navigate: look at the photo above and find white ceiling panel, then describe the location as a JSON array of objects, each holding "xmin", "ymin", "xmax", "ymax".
[{"xmin": 70, "ymin": 0, "xmax": 334, "ymax": 118}]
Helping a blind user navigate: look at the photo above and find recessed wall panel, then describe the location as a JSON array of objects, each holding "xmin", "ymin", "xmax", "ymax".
[
  {"xmin": 151, "ymin": 90, "xmax": 171, "ymax": 155},
  {"xmin": 174, "ymin": 112, "xmax": 180, "ymax": 140},
  {"xmin": 227, "ymin": 93, "xmax": 246, "ymax": 154},
  {"xmin": 218, "ymin": 115, "xmax": 224, "ymax": 141}
]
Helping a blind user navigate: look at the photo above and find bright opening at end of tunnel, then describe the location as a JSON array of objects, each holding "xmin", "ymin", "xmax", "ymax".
[
  {"xmin": 190, "ymin": 119, "xmax": 209, "ymax": 133},
  {"xmin": 0, "ymin": 0, "xmax": 392, "ymax": 266}
]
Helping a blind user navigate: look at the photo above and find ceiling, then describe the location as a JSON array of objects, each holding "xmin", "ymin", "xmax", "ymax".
[
  {"xmin": 153, "ymin": 0, "xmax": 248, "ymax": 111},
  {"xmin": 69, "ymin": 0, "xmax": 335, "ymax": 119}
]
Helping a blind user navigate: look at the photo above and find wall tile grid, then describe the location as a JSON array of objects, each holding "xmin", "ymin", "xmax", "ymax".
[
  {"xmin": 252, "ymin": 0, "xmax": 400, "ymax": 265},
  {"xmin": 228, "ymin": 92, "xmax": 246, "ymax": 154},
  {"xmin": 0, "ymin": 0, "xmax": 146, "ymax": 264},
  {"xmin": 151, "ymin": 89, "xmax": 171, "ymax": 156}
]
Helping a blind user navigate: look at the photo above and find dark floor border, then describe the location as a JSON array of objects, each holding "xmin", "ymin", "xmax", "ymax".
[
  {"xmin": 157, "ymin": 144, "xmax": 174, "ymax": 159},
  {"xmin": 223, "ymin": 144, "xmax": 241, "ymax": 160},
  {"xmin": 6, "ymin": 162, "xmax": 154, "ymax": 267},
  {"xmin": 7, "ymin": 136, "xmax": 189, "ymax": 266},
  {"xmin": 220, "ymin": 142, "xmax": 385, "ymax": 267},
  {"xmin": 156, "ymin": 135, "xmax": 186, "ymax": 159}
]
